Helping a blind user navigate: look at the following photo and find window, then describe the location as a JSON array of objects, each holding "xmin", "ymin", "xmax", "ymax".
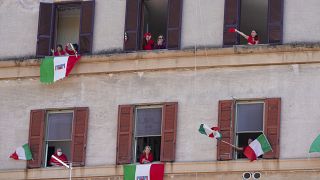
[
  {"xmin": 223, "ymin": 0, "xmax": 283, "ymax": 46},
  {"xmin": 36, "ymin": 1, "xmax": 95, "ymax": 57},
  {"xmin": 123, "ymin": 0, "xmax": 182, "ymax": 51},
  {"xmin": 116, "ymin": 102, "xmax": 177, "ymax": 164},
  {"xmin": 27, "ymin": 107, "xmax": 89, "ymax": 168},
  {"xmin": 217, "ymin": 98, "xmax": 281, "ymax": 161}
]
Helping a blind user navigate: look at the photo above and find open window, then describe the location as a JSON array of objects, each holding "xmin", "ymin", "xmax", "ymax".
[
  {"xmin": 36, "ymin": 1, "xmax": 95, "ymax": 57},
  {"xmin": 116, "ymin": 103, "xmax": 177, "ymax": 164},
  {"xmin": 124, "ymin": 0, "xmax": 182, "ymax": 51},
  {"xmin": 217, "ymin": 98, "xmax": 281, "ymax": 161},
  {"xmin": 223, "ymin": 0, "xmax": 283, "ymax": 46}
]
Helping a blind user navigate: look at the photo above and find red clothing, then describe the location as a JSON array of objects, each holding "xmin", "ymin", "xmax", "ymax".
[
  {"xmin": 65, "ymin": 46, "xmax": 77, "ymax": 55},
  {"xmin": 247, "ymin": 36, "xmax": 259, "ymax": 45},
  {"xmin": 53, "ymin": 50, "xmax": 66, "ymax": 56},
  {"xmin": 49, "ymin": 153, "xmax": 68, "ymax": 166},
  {"xmin": 143, "ymin": 40, "xmax": 155, "ymax": 50},
  {"xmin": 139, "ymin": 153, "xmax": 154, "ymax": 164}
]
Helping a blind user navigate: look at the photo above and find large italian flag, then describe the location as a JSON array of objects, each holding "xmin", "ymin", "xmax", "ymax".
[
  {"xmin": 10, "ymin": 144, "xmax": 33, "ymax": 160},
  {"xmin": 244, "ymin": 134, "xmax": 272, "ymax": 161},
  {"xmin": 40, "ymin": 56, "xmax": 80, "ymax": 83},
  {"xmin": 124, "ymin": 164, "xmax": 164, "ymax": 180}
]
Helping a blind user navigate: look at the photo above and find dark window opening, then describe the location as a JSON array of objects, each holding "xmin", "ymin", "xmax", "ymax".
[
  {"xmin": 239, "ymin": 0, "xmax": 268, "ymax": 44},
  {"xmin": 135, "ymin": 136, "xmax": 161, "ymax": 162}
]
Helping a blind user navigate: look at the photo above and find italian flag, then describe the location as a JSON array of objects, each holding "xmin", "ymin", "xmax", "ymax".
[
  {"xmin": 198, "ymin": 123, "xmax": 222, "ymax": 140},
  {"xmin": 124, "ymin": 164, "xmax": 164, "ymax": 180},
  {"xmin": 10, "ymin": 144, "xmax": 32, "ymax": 160},
  {"xmin": 40, "ymin": 56, "xmax": 80, "ymax": 83},
  {"xmin": 244, "ymin": 134, "xmax": 272, "ymax": 161}
]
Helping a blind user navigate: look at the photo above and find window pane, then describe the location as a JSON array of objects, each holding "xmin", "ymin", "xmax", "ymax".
[
  {"xmin": 135, "ymin": 108, "xmax": 162, "ymax": 136},
  {"xmin": 236, "ymin": 103, "xmax": 263, "ymax": 132},
  {"xmin": 46, "ymin": 113, "xmax": 73, "ymax": 141}
]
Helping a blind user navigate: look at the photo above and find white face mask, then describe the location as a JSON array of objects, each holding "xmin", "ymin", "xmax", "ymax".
[{"xmin": 57, "ymin": 152, "xmax": 62, "ymax": 156}]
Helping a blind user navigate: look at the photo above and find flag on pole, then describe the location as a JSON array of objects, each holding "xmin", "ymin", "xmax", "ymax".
[
  {"xmin": 124, "ymin": 164, "xmax": 164, "ymax": 180},
  {"xmin": 40, "ymin": 55, "xmax": 81, "ymax": 83},
  {"xmin": 243, "ymin": 134, "xmax": 272, "ymax": 161},
  {"xmin": 10, "ymin": 144, "xmax": 32, "ymax": 160},
  {"xmin": 309, "ymin": 134, "xmax": 320, "ymax": 153},
  {"xmin": 198, "ymin": 123, "xmax": 222, "ymax": 140}
]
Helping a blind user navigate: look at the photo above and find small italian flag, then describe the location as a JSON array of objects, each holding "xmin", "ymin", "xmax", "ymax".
[
  {"xmin": 10, "ymin": 144, "xmax": 33, "ymax": 160},
  {"xmin": 40, "ymin": 55, "xmax": 80, "ymax": 83},
  {"xmin": 198, "ymin": 123, "xmax": 222, "ymax": 140},
  {"xmin": 244, "ymin": 134, "xmax": 272, "ymax": 161},
  {"xmin": 124, "ymin": 164, "xmax": 164, "ymax": 180}
]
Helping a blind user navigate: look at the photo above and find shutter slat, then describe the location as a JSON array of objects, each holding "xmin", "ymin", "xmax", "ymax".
[
  {"xmin": 268, "ymin": 0, "xmax": 283, "ymax": 44},
  {"xmin": 71, "ymin": 107, "xmax": 89, "ymax": 167},
  {"xmin": 79, "ymin": 0, "xmax": 95, "ymax": 54},
  {"xmin": 160, "ymin": 102, "xmax": 178, "ymax": 162},
  {"xmin": 223, "ymin": 0, "xmax": 240, "ymax": 46},
  {"xmin": 116, "ymin": 105, "xmax": 134, "ymax": 164},
  {"xmin": 217, "ymin": 100, "xmax": 235, "ymax": 160},
  {"xmin": 27, "ymin": 110, "xmax": 45, "ymax": 168},
  {"xmin": 166, "ymin": 0, "xmax": 182, "ymax": 49},
  {"xmin": 263, "ymin": 98, "xmax": 281, "ymax": 159},
  {"xmin": 124, "ymin": 0, "xmax": 141, "ymax": 51},
  {"xmin": 36, "ymin": 3, "xmax": 55, "ymax": 57}
]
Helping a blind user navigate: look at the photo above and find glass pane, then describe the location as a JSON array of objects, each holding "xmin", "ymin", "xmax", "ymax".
[
  {"xmin": 135, "ymin": 108, "xmax": 162, "ymax": 136},
  {"xmin": 236, "ymin": 103, "xmax": 263, "ymax": 132},
  {"xmin": 46, "ymin": 113, "xmax": 73, "ymax": 141}
]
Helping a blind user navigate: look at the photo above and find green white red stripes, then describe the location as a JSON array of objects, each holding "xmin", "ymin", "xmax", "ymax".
[
  {"xmin": 198, "ymin": 123, "xmax": 222, "ymax": 140},
  {"xmin": 124, "ymin": 164, "xmax": 164, "ymax": 180},
  {"xmin": 244, "ymin": 134, "xmax": 272, "ymax": 161},
  {"xmin": 10, "ymin": 144, "xmax": 32, "ymax": 160},
  {"xmin": 40, "ymin": 55, "xmax": 80, "ymax": 83}
]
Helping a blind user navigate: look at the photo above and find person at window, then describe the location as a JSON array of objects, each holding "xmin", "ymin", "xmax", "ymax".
[
  {"xmin": 65, "ymin": 43, "xmax": 79, "ymax": 55},
  {"xmin": 139, "ymin": 145, "xmax": 154, "ymax": 164},
  {"xmin": 143, "ymin": 32, "xmax": 154, "ymax": 50},
  {"xmin": 234, "ymin": 29, "xmax": 259, "ymax": 45},
  {"xmin": 51, "ymin": 44, "xmax": 66, "ymax": 56},
  {"xmin": 49, "ymin": 148, "xmax": 68, "ymax": 167},
  {"xmin": 154, "ymin": 35, "xmax": 166, "ymax": 49},
  {"xmin": 234, "ymin": 138, "xmax": 253, "ymax": 152}
]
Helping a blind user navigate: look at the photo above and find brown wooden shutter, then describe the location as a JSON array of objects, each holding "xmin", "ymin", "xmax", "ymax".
[
  {"xmin": 166, "ymin": 0, "xmax": 183, "ymax": 50},
  {"xmin": 71, "ymin": 107, "xmax": 89, "ymax": 166},
  {"xmin": 217, "ymin": 100, "xmax": 235, "ymax": 160},
  {"xmin": 116, "ymin": 105, "xmax": 134, "ymax": 164},
  {"xmin": 79, "ymin": 0, "xmax": 95, "ymax": 54},
  {"xmin": 263, "ymin": 98, "xmax": 281, "ymax": 159},
  {"xmin": 27, "ymin": 110, "xmax": 45, "ymax": 168},
  {"xmin": 223, "ymin": 0, "xmax": 240, "ymax": 46},
  {"xmin": 267, "ymin": 0, "xmax": 283, "ymax": 44},
  {"xmin": 124, "ymin": 0, "xmax": 142, "ymax": 51},
  {"xmin": 160, "ymin": 102, "xmax": 178, "ymax": 162},
  {"xmin": 36, "ymin": 3, "xmax": 55, "ymax": 57}
]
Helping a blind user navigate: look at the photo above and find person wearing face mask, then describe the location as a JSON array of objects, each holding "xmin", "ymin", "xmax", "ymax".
[{"xmin": 49, "ymin": 148, "xmax": 68, "ymax": 167}]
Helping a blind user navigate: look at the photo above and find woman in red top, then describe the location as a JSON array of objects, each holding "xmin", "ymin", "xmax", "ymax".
[
  {"xmin": 49, "ymin": 148, "xmax": 68, "ymax": 167},
  {"xmin": 143, "ymin": 32, "xmax": 154, "ymax": 50},
  {"xmin": 65, "ymin": 43, "xmax": 78, "ymax": 55},
  {"xmin": 139, "ymin": 145, "xmax": 153, "ymax": 164},
  {"xmin": 235, "ymin": 29, "xmax": 259, "ymax": 45},
  {"xmin": 52, "ymin": 44, "xmax": 66, "ymax": 56}
]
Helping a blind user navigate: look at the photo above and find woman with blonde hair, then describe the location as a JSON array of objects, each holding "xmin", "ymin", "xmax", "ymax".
[{"xmin": 139, "ymin": 145, "xmax": 154, "ymax": 164}]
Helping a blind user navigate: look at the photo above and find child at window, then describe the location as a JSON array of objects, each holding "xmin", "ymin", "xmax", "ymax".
[
  {"xmin": 143, "ymin": 32, "xmax": 154, "ymax": 50},
  {"xmin": 139, "ymin": 145, "xmax": 153, "ymax": 164},
  {"xmin": 51, "ymin": 44, "xmax": 66, "ymax": 56},
  {"xmin": 154, "ymin": 35, "xmax": 166, "ymax": 49},
  {"xmin": 65, "ymin": 43, "xmax": 79, "ymax": 55},
  {"xmin": 234, "ymin": 29, "xmax": 259, "ymax": 45}
]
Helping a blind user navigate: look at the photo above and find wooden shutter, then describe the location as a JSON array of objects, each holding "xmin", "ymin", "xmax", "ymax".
[
  {"xmin": 36, "ymin": 3, "xmax": 55, "ymax": 57},
  {"xmin": 160, "ymin": 102, "xmax": 178, "ymax": 162},
  {"xmin": 166, "ymin": 0, "xmax": 183, "ymax": 50},
  {"xmin": 27, "ymin": 110, "xmax": 45, "ymax": 168},
  {"xmin": 124, "ymin": 0, "xmax": 141, "ymax": 51},
  {"xmin": 79, "ymin": 0, "xmax": 95, "ymax": 54},
  {"xmin": 71, "ymin": 107, "xmax": 89, "ymax": 166},
  {"xmin": 267, "ymin": 0, "xmax": 283, "ymax": 44},
  {"xmin": 223, "ymin": 0, "xmax": 240, "ymax": 46},
  {"xmin": 263, "ymin": 98, "xmax": 281, "ymax": 159},
  {"xmin": 217, "ymin": 100, "xmax": 235, "ymax": 160},
  {"xmin": 116, "ymin": 105, "xmax": 134, "ymax": 164}
]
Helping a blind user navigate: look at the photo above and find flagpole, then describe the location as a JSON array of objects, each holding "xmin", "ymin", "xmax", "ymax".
[
  {"xmin": 51, "ymin": 155, "xmax": 72, "ymax": 180},
  {"xmin": 220, "ymin": 140, "xmax": 238, "ymax": 149}
]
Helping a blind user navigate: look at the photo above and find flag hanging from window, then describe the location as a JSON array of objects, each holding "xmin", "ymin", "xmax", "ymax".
[
  {"xmin": 10, "ymin": 143, "xmax": 33, "ymax": 160},
  {"xmin": 243, "ymin": 134, "xmax": 272, "ymax": 161},
  {"xmin": 198, "ymin": 123, "xmax": 222, "ymax": 140},
  {"xmin": 123, "ymin": 163, "xmax": 164, "ymax": 180},
  {"xmin": 40, "ymin": 55, "xmax": 81, "ymax": 83}
]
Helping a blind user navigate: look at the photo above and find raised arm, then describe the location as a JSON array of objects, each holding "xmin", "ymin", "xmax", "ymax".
[{"xmin": 235, "ymin": 29, "xmax": 249, "ymax": 39}]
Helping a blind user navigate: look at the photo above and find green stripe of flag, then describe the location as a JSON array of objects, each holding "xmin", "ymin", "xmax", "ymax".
[
  {"xmin": 40, "ymin": 56, "xmax": 54, "ymax": 83},
  {"xmin": 257, "ymin": 134, "xmax": 272, "ymax": 153},
  {"xmin": 22, "ymin": 143, "xmax": 32, "ymax": 160},
  {"xmin": 123, "ymin": 164, "xmax": 136, "ymax": 180}
]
